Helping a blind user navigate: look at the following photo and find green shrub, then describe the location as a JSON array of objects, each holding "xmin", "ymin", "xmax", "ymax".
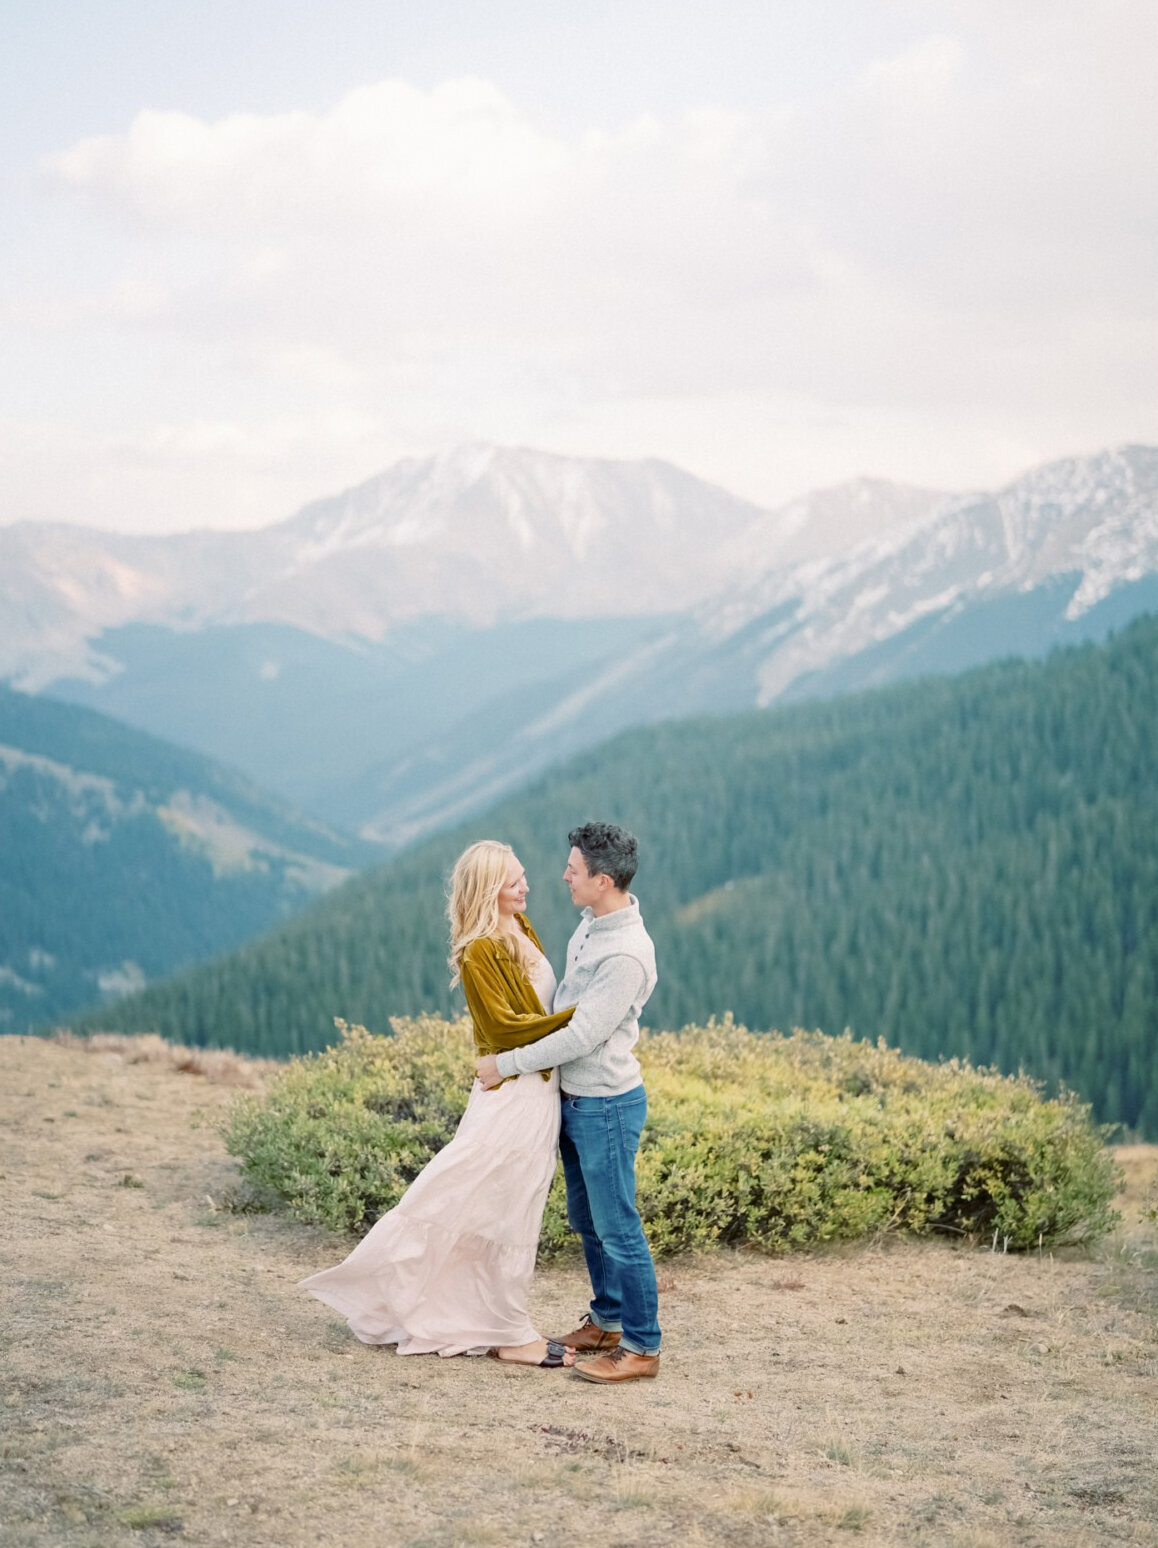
[{"xmin": 223, "ymin": 1015, "xmax": 1121, "ymax": 1256}]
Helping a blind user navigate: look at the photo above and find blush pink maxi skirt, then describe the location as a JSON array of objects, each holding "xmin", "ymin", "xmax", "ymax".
[{"xmin": 299, "ymin": 1069, "xmax": 560, "ymax": 1356}]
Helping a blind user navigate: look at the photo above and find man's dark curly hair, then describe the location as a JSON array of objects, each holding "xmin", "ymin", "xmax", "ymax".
[{"xmin": 567, "ymin": 821, "xmax": 639, "ymax": 892}]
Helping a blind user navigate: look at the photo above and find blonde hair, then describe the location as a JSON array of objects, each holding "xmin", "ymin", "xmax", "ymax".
[{"xmin": 447, "ymin": 840, "xmax": 536, "ymax": 987}]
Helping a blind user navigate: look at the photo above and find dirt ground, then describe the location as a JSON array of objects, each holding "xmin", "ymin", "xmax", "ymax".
[{"xmin": 2, "ymin": 1033, "xmax": 1156, "ymax": 1548}]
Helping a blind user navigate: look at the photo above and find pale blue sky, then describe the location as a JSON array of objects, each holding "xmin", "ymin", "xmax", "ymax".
[
  {"xmin": 4, "ymin": 1, "xmax": 905, "ymax": 149},
  {"xmin": 3, "ymin": 1, "xmax": 1155, "ymax": 531}
]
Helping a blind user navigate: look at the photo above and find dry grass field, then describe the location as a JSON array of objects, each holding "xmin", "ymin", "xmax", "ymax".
[{"xmin": 2, "ymin": 1033, "xmax": 1156, "ymax": 1548}]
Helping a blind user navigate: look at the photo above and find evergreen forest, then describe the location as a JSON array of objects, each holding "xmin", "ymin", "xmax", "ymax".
[{"xmin": 72, "ymin": 615, "xmax": 1158, "ymax": 1136}]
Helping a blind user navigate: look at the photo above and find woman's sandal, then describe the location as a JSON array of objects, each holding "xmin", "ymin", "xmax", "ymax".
[{"xmin": 487, "ymin": 1340, "xmax": 572, "ymax": 1369}]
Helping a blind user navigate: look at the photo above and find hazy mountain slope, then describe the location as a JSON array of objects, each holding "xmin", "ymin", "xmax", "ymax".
[
  {"xmin": 46, "ymin": 614, "xmax": 667, "ymax": 816},
  {"xmin": 78, "ymin": 615, "xmax": 1158, "ymax": 1135},
  {"xmin": 719, "ymin": 475, "xmax": 945, "ymax": 569},
  {"xmin": 0, "ymin": 521, "xmax": 271, "ymax": 688},
  {"xmin": 777, "ymin": 572, "xmax": 1158, "ymax": 702},
  {"xmin": 0, "ymin": 687, "xmax": 374, "ymax": 1027}
]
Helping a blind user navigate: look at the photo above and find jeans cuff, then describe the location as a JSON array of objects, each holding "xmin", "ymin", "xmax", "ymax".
[
  {"xmin": 590, "ymin": 1312, "xmax": 623, "ymax": 1333},
  {"xmin": 618, "ymin": 1339, "xmax": 661, "ymax": 1357}
]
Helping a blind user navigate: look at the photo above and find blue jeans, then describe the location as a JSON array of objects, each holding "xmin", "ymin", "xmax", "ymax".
[{"xmin": 559, "ymin": 1084, "xmax": 661, "ymax": 1357}]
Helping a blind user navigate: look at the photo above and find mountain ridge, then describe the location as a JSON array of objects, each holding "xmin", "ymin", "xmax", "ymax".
[
  {"xmin": 5, "ymin": 441, "xmax": 1157, "ymax": 846},
  {"xmin": 0, "ymin": 443, "xmax": 945, "ymax": 687}
]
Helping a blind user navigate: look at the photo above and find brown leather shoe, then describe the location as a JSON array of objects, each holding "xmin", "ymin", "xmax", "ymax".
[
  {"xmin": 555, "ymin": 1315, "xmax": 622, "ymax": 1355},
  {"xmin": 572, "ymin": 1346, "xmax": 660, "ymax": 1384}
]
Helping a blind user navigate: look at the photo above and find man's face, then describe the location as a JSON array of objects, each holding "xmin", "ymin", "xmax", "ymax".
[{"xmin": 563, "ymin": 846, "xmax": 604, "ymax": 909}]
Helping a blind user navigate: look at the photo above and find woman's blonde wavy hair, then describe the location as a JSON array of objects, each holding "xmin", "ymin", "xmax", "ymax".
[{"xmin": 447, "ymin": 839, "xmax": 536, "ymax": 987}]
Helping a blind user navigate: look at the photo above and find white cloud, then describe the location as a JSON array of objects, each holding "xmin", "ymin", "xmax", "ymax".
[
  {"xmin": 8, "ymin": 2, "xmax": 1157, "ymax": 530},
  {"xmin": 0, "ymin": 414, "xmax": 394, "ymax": 533},
  {"xmin": 46, "ymin": 79, "xmax": 569, "ymax": 227}
]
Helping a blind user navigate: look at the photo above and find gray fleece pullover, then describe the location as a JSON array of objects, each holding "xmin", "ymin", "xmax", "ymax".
[{"xmin": 494, "ymin": 895, "xmax": 657, "ymax": 1096}]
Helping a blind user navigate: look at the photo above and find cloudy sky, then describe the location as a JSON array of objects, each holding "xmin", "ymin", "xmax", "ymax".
[{"xmin": 3, "ymin": 0, "xmax": 1155, "ymax": 533}]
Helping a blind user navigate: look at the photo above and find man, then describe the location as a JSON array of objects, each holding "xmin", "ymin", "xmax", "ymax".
[{"xmin": 475, "ymin": 821, "xmax": 661, "ymax": 1384}]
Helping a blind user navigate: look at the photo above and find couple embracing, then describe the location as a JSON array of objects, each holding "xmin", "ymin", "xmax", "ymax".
[{"xmin": 301, "ymin": 822, "xmax": 662, "ymax": 1385}]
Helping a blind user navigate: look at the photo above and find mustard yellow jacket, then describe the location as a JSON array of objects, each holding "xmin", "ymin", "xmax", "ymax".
[{"xmin": 460, "ymin": 915, "xmax": 575, "ymax": 1083}]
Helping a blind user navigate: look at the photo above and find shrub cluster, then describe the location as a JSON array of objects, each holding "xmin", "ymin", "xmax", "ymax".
[{"xmin": 224, "ymin": 1015, "xmax": 1121, "ymax": 1257}]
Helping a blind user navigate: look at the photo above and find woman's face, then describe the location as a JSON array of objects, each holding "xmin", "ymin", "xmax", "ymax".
[{"xmin": 496, "ymin": 854, "xmax": 529, "ymax": 919}]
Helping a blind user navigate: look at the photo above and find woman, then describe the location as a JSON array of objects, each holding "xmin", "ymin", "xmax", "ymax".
[{"xmin": 300, "ymin": 841, "xmax": 576, "ymax": 1367}]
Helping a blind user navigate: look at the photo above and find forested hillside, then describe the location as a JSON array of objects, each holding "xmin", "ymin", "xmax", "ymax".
[
  {"xmin": 0, "ymin": 686, "xmax": 373, "ymax": 1025},
  {"xmin": 74, "ymin": 616, "xmax": 1158, "ymax": 1135}
]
